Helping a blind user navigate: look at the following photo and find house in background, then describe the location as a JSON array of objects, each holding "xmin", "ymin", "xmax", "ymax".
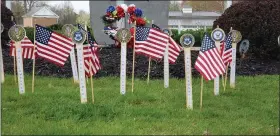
[
  {"xmin": 22, "ymin": 7, "xmax": 59, "ymax": 27},
  {"xmin": 168, "ymin": 5, "xmax": 221, "ymax": 33}
]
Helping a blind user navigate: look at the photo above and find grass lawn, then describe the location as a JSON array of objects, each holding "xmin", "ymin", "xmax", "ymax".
[{"xmin": 1, "ymin": 74, "xmax": 279, "ymax": 135}]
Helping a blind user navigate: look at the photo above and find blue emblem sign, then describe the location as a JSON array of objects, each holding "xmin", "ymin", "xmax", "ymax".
[
  {"xmin": 180, "ymin": 34, "xmax": 195, "ymax": 47},
  {"xmin": 162, "ymin": 29, "xmax": 172, "ymax": 36},
  {"xmin": 211, "ymin": 28, "xmax": 225, "ymax": 42},
  {"xmin": 72, "ymin": 30, "xmax": 86, "ymax": 44}
]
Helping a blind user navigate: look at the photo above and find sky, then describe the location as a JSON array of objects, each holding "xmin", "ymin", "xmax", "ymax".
[
  {"xmin": 47, "ymin": 1, "xmax": 90, "ymax": 13},
  {"xmin": 46, "ymin": 1, "xmax": 182, "ymax": 14}
]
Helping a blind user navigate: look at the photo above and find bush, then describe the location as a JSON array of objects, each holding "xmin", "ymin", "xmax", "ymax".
[
  {"xmin": 213, "ymin": 0, "xmax": 280, "ymax": 59},
  {"xmin": 171, "ymin": 28, "xmax": 212, "ymax": 47},
  {"xmin": 47, "ymin": 24, "xmax": 64, "ymax": 31},
  {"xmin": 1, "ymin": 3, "xmax": 15, "ymax": 48}
]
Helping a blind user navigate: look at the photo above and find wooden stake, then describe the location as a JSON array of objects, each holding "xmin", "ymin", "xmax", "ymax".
[
  {"xmin": 147, "ymin": 57, "xmax": 151, "ymax": 84},
  {"xmin": 224, "ymin": 63, "xmax": 229, "ymax": 91},
  {"xmin": 200, "ymin": 76, "xmax": 204, "ymax": 110},
  {"xmin": 85, "ymin": 23, "xmax": 94, "ymax": 103},
  {"xmin": 131, "ymin": 21, "xmax": 136, "ymax": 92},
  {"xmin": 32, "ymin": 27, "xmax": 36, "ymax": 93},
  {"xmin": 13, "ymin": 53, "xmax": 17, "ymax": 84}
]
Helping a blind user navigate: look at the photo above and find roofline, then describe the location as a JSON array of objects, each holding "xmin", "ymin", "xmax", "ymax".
[{"xmin": 22, "ymin": 7, "xmax": 59, "ymax": 18}]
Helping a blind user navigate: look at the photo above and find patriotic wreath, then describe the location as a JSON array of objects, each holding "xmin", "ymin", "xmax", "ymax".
[{"xmin": 102, "ymin": 4, "xmax": 150, "ymax": 48}]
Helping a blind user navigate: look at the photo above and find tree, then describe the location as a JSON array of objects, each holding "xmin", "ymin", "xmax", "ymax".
[
  {"xmin": 169, "ymin": 1, "xmax": 181, "ymax": 11},
  {"xmin": 1, "ymin": 3, "xmax": 15, "ymax": 48},
  {"xmin": 76, "ymin": 10, "xmax": 90, "ymax": 26},
  {"xmin": 182, "ymin": 1, "xmax": 224, "ymax": 13},
  {"xmin": 50, "ymin": 1, "xmax": 77, "ymax": 24},
  {"xmin": 23, "ymin": 0, "xmax": 37, "ymax": 13},
  {"xmin": 11, "ymin": 1, "xmax": 25, "ymax": 25},
  {"xmin": 213, "ymin": 0, "xmax": 280, "ymax": 59}
]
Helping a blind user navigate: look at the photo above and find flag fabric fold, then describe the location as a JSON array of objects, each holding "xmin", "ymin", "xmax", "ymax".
[
  {"xmin": 83, "ymin": 44, "xmax": 101, "ymax": 77},
  {"xmin": 221, "ymin": 34, "xmax": 233, "ymax": 66},
  {"xmin": 135, "ymin": 26, "xmax": 169, "ymax": 60},
  {"xmin": 168, "ymin": 36, "xmax": 182, "ymax": 64},
  {"xmin": 9, "ymin": 36, "xmax": 35, "ymax": 59},
  {"xmin": 35, "ymin": 24, "xmax": 74, "ymax": 66},
  {"xmin": 194, "ymin": 34, "xmax": 226, "ymax": 81},
  {"xmin": 77, "ymin": 24, "xmax": 101, "ymax": 77}
]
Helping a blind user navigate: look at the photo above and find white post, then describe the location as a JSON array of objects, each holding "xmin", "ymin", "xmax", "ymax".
[
  {"xmin": 120, "ymin": 42, "xmax": 127, "ymax": 95},
  {"xmin": 76, "ymin": 44, "xmax": 87, "ymax": 103},
  {"xmin": 15, "ymin": 42, "xmax": 25, "ymax": 94},
  {"xmin": 163, "ymin": 39, "xmax": 169, "ymax": 88},
  {"xmin": 70, "ymin": 48, "xmax": 79, "ymax": 83},
  {"xmin": 230, "ymin": 43, "xmax": 237, "ymax": 88},
  {"xmin": 214, "ymin": 41, "xmax": 220, "ymax": 95},
  {"xmin": 184, "ymin": 47, "xmax": 193, "ymax": 109},
  {"xmin": 0, "ymin": 40, "xmax": 4, "ymax": 83}
]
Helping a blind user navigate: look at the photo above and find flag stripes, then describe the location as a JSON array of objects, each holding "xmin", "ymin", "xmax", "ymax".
[
  {"xmin": 35, "ymin": 25, "xmax": 74, "ymax": 66},
  {"xmin": 83, "ymin": 44, "xmax": 101, "ymax": 77},
  {"xmin": 222, "ymin": 35, "xmax": 233, "ymax": 66},
  {"xmin": 9, "ymin": 37, "xmax": 35, "ymax": 59},
  {"xmin": 135, "ymin": 27, "xmax": 169, "ymax": 60},
  {"xmin": 168, "ymin": 37, "xmax": 182, "ymax": 64},
  {"xmin": 194, "ymin": 34, "xmax": 226, "ymax": 81}
]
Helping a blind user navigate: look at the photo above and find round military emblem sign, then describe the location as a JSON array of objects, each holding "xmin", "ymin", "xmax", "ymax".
[
  {"xmin": 211, "ymin": 28, "xmax": 225, "ymax": 42},
  {"xmin": 180, "ymin": 34, "xmax": 195, "ymax": 48},
  {"xmin": 162, "ymin": 28, "xmax": 172, "ymax": 36},
  {"xmin": 278, "ymin": 35, "xmax": 280, "ymax": 46},
  {"xmin": 231, "ymin": 30, "xmax": 242, "ymax": 43},
  {"xmin": 72, "ymin": 30, "xmax": 86, "ymax": 44},
  {"xmin": 62, "ymin": 24, "xmax": 75, "ymax": 38},
  {"xmin": 8, "ymin": 25, "xmax": 26, "ymax": 42},
  {"xmin": 239, "ymin": 39, "xmax": 250, "ymax": 54},
  {"xmin": 1, "ymin": 23, "xmax": 4, "ymax": 33},
  {"xmin": 116, "ymin": 28, "xmax": 131, "ymax": 43}
]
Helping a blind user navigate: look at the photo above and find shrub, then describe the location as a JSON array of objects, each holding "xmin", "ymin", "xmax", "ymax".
[
  {"xmin": 1, "ymin": 3, "xmax": 15, "ymax": 48},
  {"xmin": 213, "ymin": 0, "xmax": 280, "ymax": 59},
  {"xmin": 47, "ymin": 24, "xmax": 64, "ymax": 31}
]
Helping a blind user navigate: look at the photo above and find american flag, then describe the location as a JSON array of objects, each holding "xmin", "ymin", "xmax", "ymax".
[
  {"xmin": 77, "ymin": 24, "xmax": 101, "ymax": 77},
  {"xmin": 35, "ymin": 24, "xmax": 74, "ymax": 66},
  {"xmin": 135, "ymin": 27, "xmax": 169, "ymax": 60},
  {"xmin": 168, "ymin": 36, "xmax": 182, "ymax": 64},
  {"xmin": 151, "ymin": 24, "xmax": 182, "ymax": 63},
  {"xmin": 152, "ymin": 24, "xmax": 161, "ymax": 31},
  {"xmin": 221, "ymin": 34, "xmax": 233, "ymax": 66},
  {"xmin": 9, "ymin": 36, "xmax": 35, "ymax": 59},
  {"xmin": 194, "ymin": 34, "xmax": 226, "ymax": 81},
  {"xmin": 77, "ymin": 24, "xmax": 98, "ymax": 47},
  {"xmin": 83, "ymin": 44, "xmax": 101, "ymax": 77}
]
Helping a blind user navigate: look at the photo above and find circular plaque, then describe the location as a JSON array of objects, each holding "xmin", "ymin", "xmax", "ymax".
[
  {"xmin": 231, "ymin": 30, "xmax": 242, "ymax": 43},
  {"xmin": 180, "ymin": 34, "xmax": 195, "ymax": 47},
  {"xmin": 278, "ymin": 35, "xmax": 280, "ymax": 46},
  {"xmin": 211, "ymin": 28, "xmax": 225, "ymax": 42},
  {"xmin": 71, "ymin": 30, "xmax": 86, "ymax": 44},
  {"xmin": 162, "ymin": 28, "xmax": 172, "ymax": 36},
  {"xmin": 239, "ymin": 39, "xmax": 250, "ymax": 54},
  {"xmin": 1, "ymin": 23, "xmax": 4, "ymax": 33},
  {"xmin": 62, "ymin": 24, "xmax": 75, "ymax": 38},
  {"xmin": 8, "ymin": 25, "xmax": 26, "ymax": 42},
  {"xmin": 116, "ymin": 28, "xmax": 131, "ymax": 43}
]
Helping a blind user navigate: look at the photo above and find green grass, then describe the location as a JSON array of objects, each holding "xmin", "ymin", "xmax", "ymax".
[{"xmin": 2, "ymin": 74, "xmax": 279, "ymax": 135}]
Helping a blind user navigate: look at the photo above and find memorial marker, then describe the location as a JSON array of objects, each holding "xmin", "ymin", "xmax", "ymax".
[
  {"xmin": 211, "ymin": 26, "xmax": 226, "ymax": 96},
  {"xmin": 180, "ymin": 34, "xmax": 195, "ymax": 110},
  {"xmin": 8, "ymin": 25, "xmax": 26, "ymax": 94},
  {"xmin": 72, "ymin": 30, "xmax": 87, "ymax": 103},
  {"xmin": 230, "ymin": 30, "xmax": 242, "ymax": 89},
  {"xmin": 116, "ymin": 28, "xmax": 131, "ymax": 95},
  {"xmin": 162, "ymin": 28, "xmax": 172, "ymax": 88}
]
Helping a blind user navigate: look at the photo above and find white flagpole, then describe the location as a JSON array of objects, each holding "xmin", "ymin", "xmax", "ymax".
[
  {"xmin": 120, "ymin": 42, "xmax": 127, "ymax": 95},
  {"xmin": 0, "ymin": 23, "xmax": 4, "ymax": 83},
  {"xmin": 230, "ymin": 43, "xmax": 237, "ymax": 88},
  {"xmin": 70, "ymin": 48, "xmax": 79, "ymax": 83}
]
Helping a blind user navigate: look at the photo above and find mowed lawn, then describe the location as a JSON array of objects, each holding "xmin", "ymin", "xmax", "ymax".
[{"xmin": 1, "ymin": 75, "xmax": 279, "ymax": 135}]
